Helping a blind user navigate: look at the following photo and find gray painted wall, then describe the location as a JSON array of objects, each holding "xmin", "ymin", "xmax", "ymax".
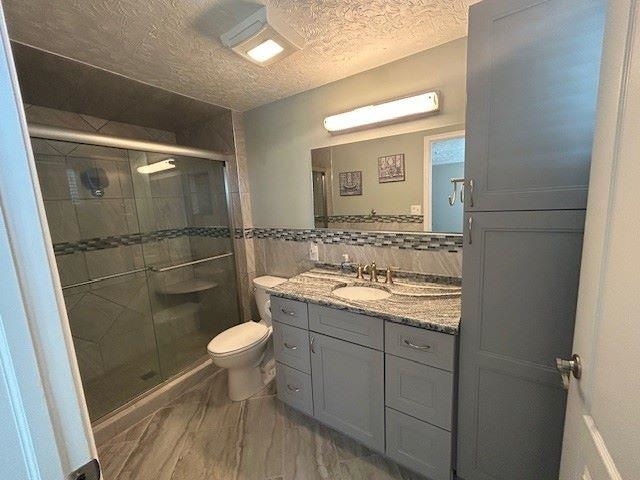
[
  {"xmin": 243, "ymin": 38, "xmax": 468, "ymax": 228},
  {"xmin": 329, "ymin": 130, "xmax": 426, "ymax": 215}
]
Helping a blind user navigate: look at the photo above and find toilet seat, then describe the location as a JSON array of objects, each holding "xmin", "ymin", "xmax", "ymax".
[{"xmin": 207, "ymin": 322, "xmax": 270, "ymax": 357}]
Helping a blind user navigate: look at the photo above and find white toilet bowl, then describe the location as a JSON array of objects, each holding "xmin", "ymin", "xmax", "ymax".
[{"xmin": 207, "ymin": 275, "xmax": 287, "ymax": 401}]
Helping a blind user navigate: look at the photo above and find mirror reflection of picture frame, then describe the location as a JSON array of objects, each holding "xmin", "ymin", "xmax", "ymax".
[
  {"xmin": 378, "ymin": 153, "xmax": 405, "ymax": 183},
  {"xmin": 339, "ymin": 171, "xmax": 362, "ymax": 196}
]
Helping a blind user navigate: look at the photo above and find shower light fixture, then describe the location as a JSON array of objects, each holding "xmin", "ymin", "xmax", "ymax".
[
  {"xmin": 137, "ymin": 158, "xmax": 176, "ymax": 175},
  {"xmin": 323, "ymin": 91, "xmax": 440, "ymax": 134},
  {"xmin": 220, "ymin": 6, "xmax": 303, "ymax": 66}
]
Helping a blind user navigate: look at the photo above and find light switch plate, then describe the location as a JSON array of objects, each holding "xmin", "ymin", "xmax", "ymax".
[
  {"xmin": 309, "ymin": 243, "xmax": 319, "ymax": 261},
  {"xmin": 411, "ymin": 205, "xmax": 422, "ymax": 215}
]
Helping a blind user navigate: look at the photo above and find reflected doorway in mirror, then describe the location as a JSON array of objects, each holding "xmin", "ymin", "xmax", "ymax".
[{"xmin": 424, "ymin": 130, "xmax": 465, "ymax": 233}]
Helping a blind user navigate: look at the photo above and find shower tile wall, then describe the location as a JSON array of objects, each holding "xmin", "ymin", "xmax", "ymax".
[
  {"xmin": 229, "ymin": 112, "xmax": 259, "ymax": 321},
  {"xmin": 26, "ymin": 104, "xmax": 176, "ymax": 291}
]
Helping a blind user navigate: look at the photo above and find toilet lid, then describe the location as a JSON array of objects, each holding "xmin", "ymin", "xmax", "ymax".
[{"xmin": 207, "ymin": 322, "xmax": 269, "ymax": 356}]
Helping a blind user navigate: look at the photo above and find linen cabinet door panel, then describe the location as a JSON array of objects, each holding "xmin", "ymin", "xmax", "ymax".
[
  {"xmin": 310, "ymin": 333, "xmax": 384, "ymax": 452},
  {"xmin": 465, "ymin": 0, "xmax": 605, "ymax": 211},
  {"xmin": 457, "ymin": 210, "xmax": 585, "ymax": 480}
]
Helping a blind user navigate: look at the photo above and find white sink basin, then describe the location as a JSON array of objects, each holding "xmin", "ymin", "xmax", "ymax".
[{"xmin": 332, "ymin": 286, "xmax": 392, "ymax": 301}]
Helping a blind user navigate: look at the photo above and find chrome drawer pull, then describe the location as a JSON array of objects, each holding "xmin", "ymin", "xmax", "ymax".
[
  {"xmin": 286, "ymin": 384, "xmax": 300, "ymax": 392},
  {"xmin": 404, "ymin": 339, "xmax": 432, "ymax": 351},
  {"xmin": 284, "ymin": 342, "xmax": 298, "ymax": 350},
  {"xmin": 281, "ymin": 308, "xmax": 296, "ymax": 316}
]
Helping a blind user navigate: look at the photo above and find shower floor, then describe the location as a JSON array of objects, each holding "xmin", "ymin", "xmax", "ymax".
[
  {"xmin": 97, "ymin": 370, "xmax": 426, "ymax": 480},
  {"xmin": 87, "ymin": 330, "xmax": 213, "ymax": 420}
]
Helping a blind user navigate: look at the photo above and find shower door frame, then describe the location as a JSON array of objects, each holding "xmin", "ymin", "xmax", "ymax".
[{"xmin": 28, "ymin": 122, "xmax": 246, "ymax": 409}]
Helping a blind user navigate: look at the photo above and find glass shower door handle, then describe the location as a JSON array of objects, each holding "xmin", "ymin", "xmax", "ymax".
[{"xmin": 149, "ymin": 252, "xmax": 234, "ymax": 272}]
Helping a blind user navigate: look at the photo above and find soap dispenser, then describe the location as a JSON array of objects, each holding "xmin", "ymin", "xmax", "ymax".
[{"xmin": 340, "ymin": 253, "xmax": 352, "ymax": 273}]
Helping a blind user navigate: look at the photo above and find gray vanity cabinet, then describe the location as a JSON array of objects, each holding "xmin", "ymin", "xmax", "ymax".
[
  {"xmin": 273, "ymin": 296, "xmax": 458, "ymax": 478},
  {"xmin": 309, "ymin": 332, "xmax": 385, "ymax": 452},
  {"xmin": 464, "ymin": 0, "xmax": 605, "ymax": 211}
]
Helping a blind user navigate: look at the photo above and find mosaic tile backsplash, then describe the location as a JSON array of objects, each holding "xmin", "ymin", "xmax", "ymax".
[
  {"xmin": 320, "ymin": 214, "xmax": 424, "ymax": 224},
  {"xmin": 53, "ymin": 226, "xmax": 231, "ymax": 256},
  {"xmin": 246, "ymin": 227, "xmax": 462, "ymax": 252},
  {"xmin": 54, "ymin": 226, "xmax": 463, "ymax": 257}
]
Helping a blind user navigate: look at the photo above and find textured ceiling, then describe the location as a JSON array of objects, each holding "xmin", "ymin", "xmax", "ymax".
[{"xmin": 3, "ymin": 0, "xmax": 477, "ymax": 111}]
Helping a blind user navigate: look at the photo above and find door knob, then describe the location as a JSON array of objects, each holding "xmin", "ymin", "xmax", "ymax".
[{"xmin": 555, "ymin": 354, "xmax": 582, "ymax": 389}]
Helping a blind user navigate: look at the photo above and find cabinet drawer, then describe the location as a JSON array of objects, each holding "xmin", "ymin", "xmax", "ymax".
[
  {"xmin": 386, "ymin": 408, "xmax": 452, "ymax": 480},
  {"xmin": 385, "ymin": 322, "xmax": 455, "ymax": 371},
  {"xmin": 276, "ymin": 363, "xmax": 313, "ymax": 416},
  {"xmin": 385, "ymin": 354, "xmax": 453, "ymax": 430},
  {"xmin": 309, "ymin": 304, "xmax": 383, "ymax": 350},
  {"xmin": 271, "ymin": 296, "xmax": 309, "ymax": 329},
  {"xmin": 273, "ymin": 321, "xmax": 310, "ymax": 373}
]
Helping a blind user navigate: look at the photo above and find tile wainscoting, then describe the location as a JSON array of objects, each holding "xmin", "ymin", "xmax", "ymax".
[
  {"xmin": 317, "ymin": 214, "xmax": 426, "ymax": 232},
  {"xmin": 233, "ymin": 227, "xmax": 463, "ymax": 321}
]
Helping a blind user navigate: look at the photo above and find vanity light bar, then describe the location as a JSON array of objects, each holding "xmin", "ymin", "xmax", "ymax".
[{"xmin": 323, "ymin": 91, "xmax": 440, "ymax": 133}]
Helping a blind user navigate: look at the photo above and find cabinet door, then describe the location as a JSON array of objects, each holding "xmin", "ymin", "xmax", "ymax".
[
  {"xmin": 457, "ymin": 210, "xmax": 584, "ymax": 480},
  {"xmin": 465, "ymin": 0, "xmax": 605, "ymax": 211},
  {"xmin": 310, "ymin": 333, "xmax": 384, "ymax": 452}
]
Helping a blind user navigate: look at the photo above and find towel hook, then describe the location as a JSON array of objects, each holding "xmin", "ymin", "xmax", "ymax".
[
  {"xmin": 449, "ymin": 178, "xmax": 466, "ymax": 206},
  {"xmin": 448, "ymin": 181, "xmax": 458, "ymax": 206}
]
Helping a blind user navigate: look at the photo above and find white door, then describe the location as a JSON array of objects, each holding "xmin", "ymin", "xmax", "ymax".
[
  {"xmin": 559, "ymin": 1, "xmax": 640, "ymax": 478},
  {"xmin": 0, "ymin": 3, "xmax": 98, "ymax": 479}
]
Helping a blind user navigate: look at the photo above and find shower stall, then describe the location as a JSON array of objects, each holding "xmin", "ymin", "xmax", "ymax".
[{"xmin": 30, "ymin": 124, "xmax": 241, "ymax": 421}]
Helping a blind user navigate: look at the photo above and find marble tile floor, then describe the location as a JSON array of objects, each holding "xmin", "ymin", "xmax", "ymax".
[{"xmin": 97, "ymin": 370, "xmax": 427, "ymax": 480}]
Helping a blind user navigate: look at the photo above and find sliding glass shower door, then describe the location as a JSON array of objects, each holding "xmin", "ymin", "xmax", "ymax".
[
  {"xmin": 31, "ymin": 135, "xmax": 240, "ymax": 420},
  {"xmin": 130, "ymin": 151, "xmax": 240, "ymax": 377}
]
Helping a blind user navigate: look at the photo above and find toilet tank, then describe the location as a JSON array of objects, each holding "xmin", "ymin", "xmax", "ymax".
[{"xmin": 253, "ymin": 276, "xmax": 287, "ymax": 326}]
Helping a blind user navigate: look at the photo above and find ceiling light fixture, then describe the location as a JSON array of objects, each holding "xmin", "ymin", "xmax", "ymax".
[
  {"xmin": 137, "ymin": 158, "xmax": 175, "ymax": 175},
  {"xmin": 220, "ymin": 6, "xmax": 303, "ymax": 66},
  {"xmin": 323, "ymin": 91, "xmax": 441, "ymax": 134}
]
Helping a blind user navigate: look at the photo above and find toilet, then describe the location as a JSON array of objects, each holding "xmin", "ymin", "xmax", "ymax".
[{"xmin": 207, "ymin": 275, "xmax": 287, "ymax": 401}]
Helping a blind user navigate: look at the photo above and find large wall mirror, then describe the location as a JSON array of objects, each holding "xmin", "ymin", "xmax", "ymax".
[{"xmin": 311, "ymin": 129, "xmax": 465, "ymax": 233}]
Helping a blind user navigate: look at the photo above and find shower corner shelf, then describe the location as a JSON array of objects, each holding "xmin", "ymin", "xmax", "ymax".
[{"xmin": 159, "ymin": 279, "xmax": 219, "ymax": 295}]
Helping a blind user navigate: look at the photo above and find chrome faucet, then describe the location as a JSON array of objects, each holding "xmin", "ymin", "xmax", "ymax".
[{"xmin": 363, "ymin": 262, "xmax": 378, "ymax": 282}]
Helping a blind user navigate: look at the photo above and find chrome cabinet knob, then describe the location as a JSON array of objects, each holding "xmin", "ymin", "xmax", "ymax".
[{"xmin": 555, "ymin": 354, "xmax": 582, "ymax": 389}]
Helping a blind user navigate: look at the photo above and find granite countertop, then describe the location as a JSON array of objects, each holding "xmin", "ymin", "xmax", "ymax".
[{"xmin": 267, "ymin": 268, "xmax": 461, "ymax": 335}]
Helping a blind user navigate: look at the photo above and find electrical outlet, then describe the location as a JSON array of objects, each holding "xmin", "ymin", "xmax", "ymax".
[
  {"xmin": 411, "ymin": 204, "xmax": 422, "ymax": 215},
  {"xmin": 309, "ymin": 243, "xmax": 319, "ymax": 261}
]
